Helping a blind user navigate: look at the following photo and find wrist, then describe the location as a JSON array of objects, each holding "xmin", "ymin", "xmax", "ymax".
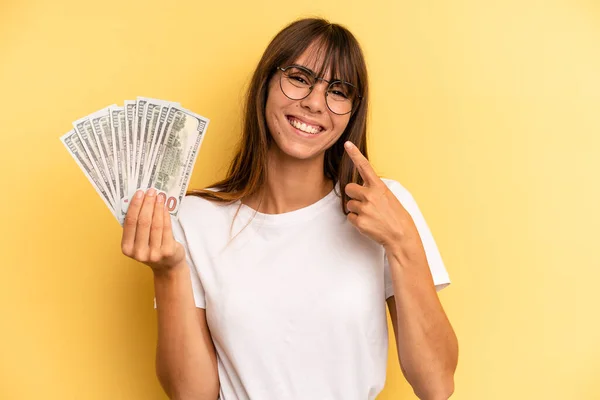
[
  {"xmin": 152, "ymin": 261, "xmax": 187, "ymax": 280},
  {"xmin": 385, "ymin": 240, "xmax": 427, "ymax": 270}
]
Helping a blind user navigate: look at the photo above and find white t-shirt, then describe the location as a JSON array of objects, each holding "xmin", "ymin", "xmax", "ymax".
[{"xmin": 154, "ymin": 178, "xmax": 450, "ymax": 400}]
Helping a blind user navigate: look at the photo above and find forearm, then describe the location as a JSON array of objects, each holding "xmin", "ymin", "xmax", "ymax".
[
  {"xmin": 386, "ymin": 246, "xmax": 458, "ymax": 400},
  {"xmin": 154, "ymin": 263, "xmax": 219, "ymax": 400}
]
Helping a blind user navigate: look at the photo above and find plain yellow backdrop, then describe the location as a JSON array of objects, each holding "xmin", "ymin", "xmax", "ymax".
[{"xmin": 1, "ymin": 0, "xmax": 599, "ymax": 399}]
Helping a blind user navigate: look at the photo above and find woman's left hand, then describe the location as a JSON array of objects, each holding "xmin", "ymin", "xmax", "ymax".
[{"xmin": 343, "ymin": 141, "xmax": 423, "ymax": 256}]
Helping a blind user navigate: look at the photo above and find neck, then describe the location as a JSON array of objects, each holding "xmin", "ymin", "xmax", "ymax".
[{"xmin": 243, "ymin": 143, "xmax": 334, "ymax": 214}]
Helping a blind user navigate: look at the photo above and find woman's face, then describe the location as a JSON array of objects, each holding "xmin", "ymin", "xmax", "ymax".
[{"xmin": 264, "ymin": 48, "xmax": 352, "ymax": 161}]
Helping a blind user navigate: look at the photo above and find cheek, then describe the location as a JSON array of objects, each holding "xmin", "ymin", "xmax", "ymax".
[
  {"xmin": 332, "ymin": 116, "xmax": 351, "ymax": 138},
  {"xmin": 272, "ymin": 115, "xmax": 283, "ymax": 136},
  {"xmin": 265, "ymin": 101, "xmax": 283, "ymax": 136}
]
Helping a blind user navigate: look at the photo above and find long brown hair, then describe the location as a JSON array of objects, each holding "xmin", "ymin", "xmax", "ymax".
[{"xmin": 187, "ymin": 17, "xmax": 370, "ymax": 222}]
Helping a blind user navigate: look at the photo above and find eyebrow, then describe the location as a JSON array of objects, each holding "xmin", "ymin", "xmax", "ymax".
[{"xmin": 292, "ymin": 64, "xmax": 342, "ymax": 83}]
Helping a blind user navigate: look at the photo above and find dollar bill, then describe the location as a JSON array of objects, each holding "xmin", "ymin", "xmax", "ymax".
[
  {"xmin": 124, "ymin": 100, "xmax": 137, "ymax": 197},
  {"xmin": 140, "ymin": 100, "xmax": 180, "ymax": 188},
  {"xmin": 73, "ymin": 110, "xmax": 117, "ymax": 206},
  {"xmin": 109, "ymin": 106, "xmax": 128, "ymax": 223},
  {"xmin": 145, "ymin": 106, "xmax": 209, "ymax": 217},
  {"xmin": 89, "ymin": 107, "xmax": 120, "ymax": 212},
  {"xmin": 133, "ymin": 98, "xmax": 148, "ymax": 192},
  {"xmin": 64, "ymin": 99, "xmax": 209, "ymax": 225},
  {"xmin": 141, "ymin": 105, "xmax": 179, "ymax": 191},
  {"xmin": 141, "ymin": 103, "xmax": 161, "ymax": 174},
  {"xmin": 60, "ymin": 130, "xmax": 116, "ymax": 217},
  {"xmin": 137, "ymin": 97, "xmax": 163, "ymax": 189}
]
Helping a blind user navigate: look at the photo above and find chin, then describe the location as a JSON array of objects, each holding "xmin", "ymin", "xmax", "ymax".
[{"xmin": 276, "ymin": 140, "xmax": 322, "ymax": 161}]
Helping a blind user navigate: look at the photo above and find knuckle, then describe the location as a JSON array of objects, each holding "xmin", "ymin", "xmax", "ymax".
[
  {"xmin": 124, "ymin": 215, "xmax": 137, "ymax": 227},
  {"xmin": 121, "ymin": 244, "xmax": 133, "ymax": 257},
  {"xmin": 348, "ymin": 212, "xmax": 357, "ymax": 223},
  {"xmin": 356, "ymin": 219, "xmax": 366, "ymax": 230},
  {"xmin": 137, "ymin": 217, "xmax": 152, "ymax": 229},
  {"xmin": 134, "ymin": 249, "xmax": 148, "ymax": 262},
  {"xmin": 150, "ymin": 222, "xmax": 163, "ymax": 232},
  {"xmin": 162, "ymin": 247, "xmax": 175, "ymax": 259},
  {"xmin": 149, "ymin": 251, "xmax": 163, "ymax": 264}
]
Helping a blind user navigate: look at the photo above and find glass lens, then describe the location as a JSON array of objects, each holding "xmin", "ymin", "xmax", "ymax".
[
  {"xmin": 280, "ymin": 66, "xmax": 358, "ymax": 115},
  {"xmin": 280, "ymin": 67, "xmax": 313, "ymax": 100},
  {"xmin": 327, "ymin": 82, "xmax": 357, "ymax": 115}
]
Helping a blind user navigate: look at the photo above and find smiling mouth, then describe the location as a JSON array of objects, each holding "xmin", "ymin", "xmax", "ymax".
[{"xmin": 286, "ymin": 116, "xmax": 324, "ymax": 135}]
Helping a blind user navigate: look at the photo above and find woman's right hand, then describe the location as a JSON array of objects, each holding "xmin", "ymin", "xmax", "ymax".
[{"xmin": 121, "ymin": 188, "xmax": 186, "ymax": 275}]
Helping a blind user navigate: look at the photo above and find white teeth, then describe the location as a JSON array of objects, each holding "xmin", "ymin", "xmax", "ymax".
[{"xmin": 288, "ymin": 117, "xmax": 321, "ymax": 134}]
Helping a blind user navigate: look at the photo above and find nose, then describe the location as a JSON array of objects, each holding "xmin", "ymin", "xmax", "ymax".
[{"xmin": 299, "ymin": 80, "xmax": 328, "ymax": 114}]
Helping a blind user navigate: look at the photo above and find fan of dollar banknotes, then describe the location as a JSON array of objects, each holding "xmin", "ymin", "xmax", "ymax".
[{"xmin": 60, "ymin": 97, "xmax": 210, "ymax": 226}]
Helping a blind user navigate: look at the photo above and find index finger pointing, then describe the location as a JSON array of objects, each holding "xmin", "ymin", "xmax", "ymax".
[{"xmin": 344, "ymin": 141, "xmax": 379, "ymax": 185}]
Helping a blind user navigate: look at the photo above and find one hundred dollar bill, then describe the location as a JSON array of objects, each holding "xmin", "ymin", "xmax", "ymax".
[
  {"xmin": 60, "ymin": 130, "xmax": 116, "ymax": 218},
  {"xmin": 89, "ymin": 107, "xmax": 120, "ymax": 212},
  {"xmin": 139, "ymin": 106, "xmax": 209, "ymax": 218},
  {"xmin": 124, "ymin": 100, "xmax": 137, "ymax": 197},
  {"xmin": 133, "ymin": 98, "xmax": 148, "ymax": 192},
  {"xmin": 65, "ymin": 99, "xmax": 209, "ymax": 225},
  {"xmin": 109, "ymin": 106, "xmax": 128, "ymax": 224},
  {"xmin": 139, "ymin": 99, "xmax": 180, "ymax": 189},
  {"xmin": 73, "ymin": 108, "xmax": 117, "ymax": 207}
]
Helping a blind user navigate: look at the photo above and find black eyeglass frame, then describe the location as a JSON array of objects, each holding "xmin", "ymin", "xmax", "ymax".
[{"xmin": 276, "ymin": 65, "xmax": 362, "ymax": 115}]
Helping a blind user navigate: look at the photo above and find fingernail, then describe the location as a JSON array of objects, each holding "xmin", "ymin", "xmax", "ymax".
[
  {"xmin": 135, "ymin": 190, "xmax": 143, "ymax": 199},
  {"xmin": 344, "ymin": 141, "xmax": 353, "ymax": 149},
  {"xmin": 157, "ymin": 192, "xmax": 166, "ymax": 203},
  {"xmin": 147, "ymin": 188, "xmax": 156, "ymax": 197}
]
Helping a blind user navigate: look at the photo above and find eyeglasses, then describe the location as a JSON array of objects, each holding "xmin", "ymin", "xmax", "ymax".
[{"xmin": 277, "ymin": 65, "xmax": 361, "ymax": 115}]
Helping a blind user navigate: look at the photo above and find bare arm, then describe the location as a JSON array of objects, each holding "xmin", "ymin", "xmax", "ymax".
[
  {"xmin": 154, "ymin": 264, "xmax": 219, "ymax": 400},
  {"xmin": 121, "ymin": 188, "xmax": 219, "ymax": 399},
  {"xmin": 386, "ymin": 248, "xmax": 458, "ymax": 400},
  {"xmin": 341, "ymin": 142, "xmax": 458, "ymax": 398}
]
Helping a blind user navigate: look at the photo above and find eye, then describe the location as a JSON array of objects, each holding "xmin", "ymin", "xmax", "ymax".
[
  {"xmin": 284, "ymin": 66, "xmax": 315, "ymax": 87},
  {"xmin": 328, "ymin": 82, "xmax": 353, "ymax": 100},
  {"xmin": 329, "ymin": 83, "xmax": 350, "ymax": 100},
  {"xmin": 330, "ymin": 89, "xmax": 348, "ymax": 99},
  {"xmin": 287, "ymin": 71, "xmax": 312, "ymax": 86},
  {"xmin": 290, "ymin": 75, "xmax": 308, "ymax": 85}
]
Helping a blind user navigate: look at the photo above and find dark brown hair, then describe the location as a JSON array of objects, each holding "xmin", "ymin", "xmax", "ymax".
[{"xmin": 187, "ymin": 17, "xmax": 369, "ymax": 227}]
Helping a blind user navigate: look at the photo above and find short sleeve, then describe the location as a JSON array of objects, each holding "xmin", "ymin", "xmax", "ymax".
[
  {"xmin": 153, "ymin": 214, "xmax": 206, "ymax": 309},
  {"xmin": 383, "ymin": 179, "xmax": 451, "ymax": 299}
]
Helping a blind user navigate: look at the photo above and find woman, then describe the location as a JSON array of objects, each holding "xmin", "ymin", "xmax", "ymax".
[{"xmin": 121, "ymin": 18, "xmax": 458, "ymax": 400}]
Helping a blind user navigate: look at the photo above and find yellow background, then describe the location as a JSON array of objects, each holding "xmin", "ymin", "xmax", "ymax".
[{"xmin": 1, "ymin": 0, "xmax": 599, "ymax": 398}]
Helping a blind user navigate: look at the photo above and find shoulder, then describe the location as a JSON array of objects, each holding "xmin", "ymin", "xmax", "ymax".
[
  {"xmin": 177, "ymin": 188, "xmax": 235, "ymax": 228},
  {"xmin": 380, "ymin": 177, "xmax": 413, "ymax": 201},
  {"xmin": 380, "ymin": 177, "xmax": 425, "ymax": 215}
]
